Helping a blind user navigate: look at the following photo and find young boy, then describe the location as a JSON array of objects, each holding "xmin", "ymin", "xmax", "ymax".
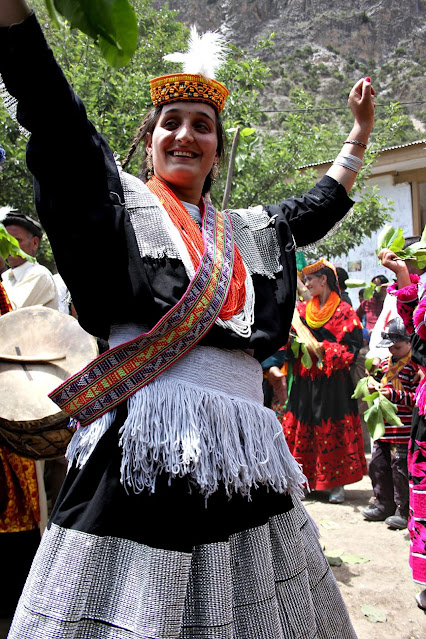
[{"xmin": 362, "ymin": 317, "xmax": 419, "ymax": 529}]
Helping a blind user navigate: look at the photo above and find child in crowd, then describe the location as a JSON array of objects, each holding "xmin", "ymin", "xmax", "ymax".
[{"xmin": 362, "ymin": 317, "xmax": 419, "ymax": 529}]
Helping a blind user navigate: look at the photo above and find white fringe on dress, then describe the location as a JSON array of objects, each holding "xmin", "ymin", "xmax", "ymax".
[{"xmin": 67, "ymin": 345, "xmax": 305, "ymax": 499}]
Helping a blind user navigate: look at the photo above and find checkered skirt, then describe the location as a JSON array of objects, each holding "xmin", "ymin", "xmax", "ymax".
[{"xmin": 9, "ymin": 497, "xmax": 356, "ymax": 639}]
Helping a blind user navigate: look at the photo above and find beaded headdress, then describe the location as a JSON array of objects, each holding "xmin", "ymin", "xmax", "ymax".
[
  {"xmin": 150, "ymin": 26, "xmax": 229, "ymax": 114},
  {"xmin": 302, "ymin": 258, "xmax": 339, "ymax": 284}
]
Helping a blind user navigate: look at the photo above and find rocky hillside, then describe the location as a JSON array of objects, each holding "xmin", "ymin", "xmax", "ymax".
[{"xmin": 153, "ymin": 0, "xmax": 426, "ymax": 135}]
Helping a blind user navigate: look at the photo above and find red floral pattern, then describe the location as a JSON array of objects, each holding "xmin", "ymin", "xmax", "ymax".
[
  {"xmin": 281, "ymin": 410, "xmax": 367, "ymax": 490},
  {"xmin": 278, "ymin": 298, "xmax": 366, "ymax": 490},
  {"xmin": 294, "ymin": 300, "xmax": 362, "ymax": 379}
]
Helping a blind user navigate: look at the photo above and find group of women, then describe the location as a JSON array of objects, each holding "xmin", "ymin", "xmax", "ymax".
[{"xmin": 0, "ymin": 0, "xmax": 377, "ymax": 636}]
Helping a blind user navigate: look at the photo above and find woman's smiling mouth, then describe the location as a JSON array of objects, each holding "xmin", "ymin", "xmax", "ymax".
[{"xmin": 169, "ymin": 150, "xmax": 198, "ymax": 158}]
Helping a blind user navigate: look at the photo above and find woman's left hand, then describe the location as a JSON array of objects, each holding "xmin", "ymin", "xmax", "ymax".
[{"xmin": 348, "ymin": 77, "xmax": 376, "ymax": 136}]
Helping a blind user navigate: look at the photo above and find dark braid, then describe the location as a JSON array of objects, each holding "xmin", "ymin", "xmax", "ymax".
[{"xmin": 122, "ymin": 106, "xmax": 162, "ymax": 172}]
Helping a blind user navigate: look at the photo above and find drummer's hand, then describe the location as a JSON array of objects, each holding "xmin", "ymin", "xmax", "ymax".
[{"xmin": 267, "ymin": 366, "xmax": 288, "ymax": 404}]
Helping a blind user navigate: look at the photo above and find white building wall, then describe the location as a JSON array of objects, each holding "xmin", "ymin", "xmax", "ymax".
[{"xmin": 335, "ymin": 176, "xmax": 414, "ymax": 307}]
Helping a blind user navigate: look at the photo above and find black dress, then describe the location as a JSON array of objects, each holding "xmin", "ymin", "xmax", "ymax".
[{"xmin": 1, "ymin": 13, "xmax": 358, "ymax": 639}]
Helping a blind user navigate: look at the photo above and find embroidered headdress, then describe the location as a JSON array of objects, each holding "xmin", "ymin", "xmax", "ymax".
[
  {"xmin": 150, "ymin": 26, "xmax": 229, "ymax": 114},
  {"xmin": 302, "ymin": 257, "xmax": 338, "ymax": 281}
]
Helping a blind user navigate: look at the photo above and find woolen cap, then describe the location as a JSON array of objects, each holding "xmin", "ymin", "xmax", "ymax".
[{"xmin": 3, "ymin": 212, "xmax": 43, "ymax": 239}]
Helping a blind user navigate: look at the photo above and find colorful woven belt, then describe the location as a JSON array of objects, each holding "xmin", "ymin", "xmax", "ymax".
[{"xmin": 49, "ymin": 199, "xmax": 234, "ymax": 427}]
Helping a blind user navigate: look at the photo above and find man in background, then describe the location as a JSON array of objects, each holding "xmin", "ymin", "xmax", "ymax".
[{"xmin": 1, "ymin": 211, "xmax": 58, "ymax": 310}]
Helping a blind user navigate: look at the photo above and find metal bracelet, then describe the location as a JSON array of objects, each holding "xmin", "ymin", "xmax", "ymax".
[
  {"xmin": 344, "ymin": 139, "xmax": 367, "ymax": 149},
  {"xmin": 334, "ymin": 152, "xmax": 363, "ymax": 173}
]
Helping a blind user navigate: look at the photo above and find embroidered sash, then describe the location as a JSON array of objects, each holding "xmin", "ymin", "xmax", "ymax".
[
  {"xmin": 291, "ymin": 308, "xmax": 324, "ymax": 361},
  {"xmin": 380, "ymin": 350, "xmax": 412, "ymax": 391},
  {"xmin": 49, "ymin": 199, "xmax": 235, "ymax": 427}
]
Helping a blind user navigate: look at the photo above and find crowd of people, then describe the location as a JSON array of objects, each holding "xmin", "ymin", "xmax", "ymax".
[
  {"xmin": 0, "ymin": 0, "xmax": 424, "ymax": 636},
  {"xmin": 263, "ymin": 243, "xmax": 426, "ymax": 614}
]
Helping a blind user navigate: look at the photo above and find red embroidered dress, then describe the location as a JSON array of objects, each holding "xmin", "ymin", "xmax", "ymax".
[{"xmin": 281, "ymin": 299, "xmax": 367, "ymax": 490}]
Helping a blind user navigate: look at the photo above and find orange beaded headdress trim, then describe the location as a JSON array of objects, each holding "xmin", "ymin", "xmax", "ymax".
[
  {"xmin": 302, "ymin": 257, "xmax": 338, "ymax": 282},
  {"xmin": 150, "ymin": 73, "xmax": 229, "ymax": 114},
  {"xmin": 150, "ymin": 26, "xmax": 229, "ymax": 114}
]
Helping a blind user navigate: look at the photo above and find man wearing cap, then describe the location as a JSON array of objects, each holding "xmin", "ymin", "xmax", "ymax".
[{"xmin": 1, "ymin": 211, "xmax": 58, "ymax": 310}]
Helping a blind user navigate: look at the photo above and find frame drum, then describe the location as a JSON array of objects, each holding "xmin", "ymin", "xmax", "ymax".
[{"xmin": 0, "ymin": 306, "xmax": 98, "ymax": 460}]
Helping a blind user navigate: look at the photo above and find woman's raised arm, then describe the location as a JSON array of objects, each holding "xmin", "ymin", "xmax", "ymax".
[
  {"xmin": 0, "ymin": 0, "xmax": 31, "ymax": 26},
  {"xmin": 326, "ymin": 77, "xmax": 376, "ymax": 194}
]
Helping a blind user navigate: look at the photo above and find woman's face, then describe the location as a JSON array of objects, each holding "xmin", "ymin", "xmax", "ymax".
[
  {"xmin": 305, "ymin": 273, "xmax": 326, "ymax": 297},
  {"xmin": 145, "ymin": 101, "xmax": 219, "ymax": 203}
]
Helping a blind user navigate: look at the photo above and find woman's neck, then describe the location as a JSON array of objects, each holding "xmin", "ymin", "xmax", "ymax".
[{"xmin": 318, "ymin": 286, "xmax": 332, "ymax": 308}]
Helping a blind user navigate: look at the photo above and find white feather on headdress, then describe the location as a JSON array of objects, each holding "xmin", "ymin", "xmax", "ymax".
[{"xmin": 164, "ymin": 26, "xmax": 227, "ymax": 79}]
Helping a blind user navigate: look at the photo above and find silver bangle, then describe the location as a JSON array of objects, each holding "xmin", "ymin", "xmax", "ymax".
[{"xmin": 333, "ymin": 152, "xmax": 363, "ymax": 173}]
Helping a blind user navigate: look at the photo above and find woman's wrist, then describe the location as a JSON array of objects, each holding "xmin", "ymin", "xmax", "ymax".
[{"xmin": 347, "ymin": 125, "xmax": 371, "ymax": 148}]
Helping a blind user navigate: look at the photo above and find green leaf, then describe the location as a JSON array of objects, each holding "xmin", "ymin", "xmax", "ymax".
[
  {"xmin": 44, "ymin": 0, "xmax": 66, "ymax": 28},
  {"xmin": 345, "ymin": 279, "xmax": 367, "ymax": 288},
  {"xmin": 363, "ymin": 286, "xmax": 375, "ymax": 299},
  {"xmin": 240, "ymin": 127, "xmax": 256, "ymax": 137},
  {"xmin": 0, "ymin": 224, "xmax": 36, "ymax": 263},
  {"xmin": 389, "ymin": 234, "xmax": 405, "ymax": 253},
  {"xmin": 55, "ymin": 0, "xmax": 138, "ymax": 67},
  {"xmin": 301, "ymin": 344, "xmax": 313, "ymax": 369},
  {"xmin": 377, "ymin": 224, "xmax": 395, "ymax": 251},
  {"xmin": 361, "ymin": 604, "xmax": 387, "ymax": 623},
  {"xmin": 352, "ymin": 377, "xmax": 370, "ymax": 399},
  {"xmin": 379, "ymin": 394, "xmax": 403, "ymax": 426},
  {"xmin": 365, "ymin": 358, "xmax": 374, "ymax": 372},
  {"xmin": 388, "ymin": 226, "xmax": 404, "ymax": 247},
  {"xmin": 362, "ymin": 391, "xmax": 379, "ymax": 402},
  {"xmin": 364, "ymin": 400, "xmax": 385, "ymax": 440},
  {"xmin": 291, "ymin": 340, "xmax": 300, "ymax": 358}
]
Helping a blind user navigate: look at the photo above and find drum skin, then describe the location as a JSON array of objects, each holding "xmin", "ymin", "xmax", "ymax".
[{"xmin": 0, "ymin": 306, "xmax": 98, "ymax": 460}]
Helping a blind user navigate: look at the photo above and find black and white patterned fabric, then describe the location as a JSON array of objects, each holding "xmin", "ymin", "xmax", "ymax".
[{"xmin": 9, "ymin": 499, "xmax": 356, "ymax": 639}]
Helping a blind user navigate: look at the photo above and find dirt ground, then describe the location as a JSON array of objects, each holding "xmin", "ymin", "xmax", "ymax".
[{"xmin": 305, "ymin": 465, "xmax": 426, "ymax": 639}]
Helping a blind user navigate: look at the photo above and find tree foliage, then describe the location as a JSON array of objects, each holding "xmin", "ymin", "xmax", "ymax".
[{"xmin": 0, "ymin": 3, "xmax": 411, "ymax": 268}]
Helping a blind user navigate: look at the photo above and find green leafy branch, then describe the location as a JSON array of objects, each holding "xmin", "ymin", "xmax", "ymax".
[
  {"xmin": 345, "ymin": 278, "xmax": 381, "ymax": 300},
  {"xmin": 352, "ymin": 364, "xmax": 402, "ymax": 441},
  {"xmin": 291, "ymin": 336, "xmax": 323, "ymax": 370},
  {"xmin": 377, "ymin": 224, "xmax": 426, "ymax": 270},
  {"xmin": 45, "ymin": 0, "xmax": 138, "ymax": 68},
  {"xmin": 0, "ymin": 224, "xmax": 35, "ymax": 263}
]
